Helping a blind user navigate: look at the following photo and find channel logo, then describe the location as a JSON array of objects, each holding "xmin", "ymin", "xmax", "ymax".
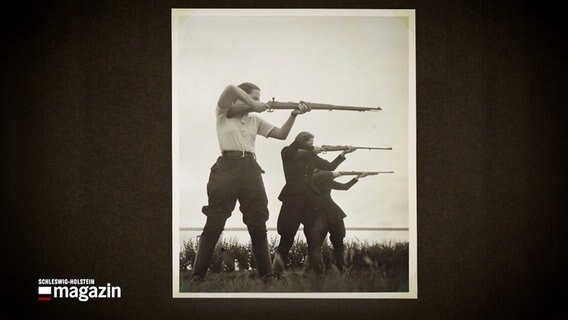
[
  {"xmin": 37, "ymin": 279, "xmax": 121, "ymax": 302},
  {"xmin": 38, "ymin": 286, "xmax": 52, "ymax": 301}
]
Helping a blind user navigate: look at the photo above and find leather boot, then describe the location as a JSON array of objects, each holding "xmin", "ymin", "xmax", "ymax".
[
  {"xmin": 307, "ymin": 249, "xmax": 324, "ymax": 275},
  {"xmin": 191, "ymin": 234, "xmax": 218, "ymax": 281},
  {"xmin": 272, "ymin": 251, "xmax": 288, "ymax": 276},
  {"xmin": 251, "ymin": 237, "xmax": 274, "ymax": 282},
  {"xmin": 334, "ymin": 247, "xmax": 345, "ymax": 272}
]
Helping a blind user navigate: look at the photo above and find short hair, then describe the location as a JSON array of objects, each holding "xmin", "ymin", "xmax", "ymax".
[
  {"xmin": 295, "ymin": 131, "xmax": 314, "ymax": 143},
  {"xmin": 237, "ymin": 82, "xmax": 260, "ymax": 94}
]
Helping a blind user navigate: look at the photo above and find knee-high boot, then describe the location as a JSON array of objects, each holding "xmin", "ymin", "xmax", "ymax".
[
  {"xmin": 191, "ymin": 234, "xmax": 218, "ymax": 281},
  {"xmin": 272, "ymin": 251, "xmax": 288, "ymax": 275},
  {"xmin": 334, "ymin": 245, "xmax": 345, "ymax": 272},
  {"xmin": 307, "ymin": 248, "xmax": 324, "ymax": 275},
  {"xmin": 251, "ymin": 237, "xmax": 274, "ymax": 281}
]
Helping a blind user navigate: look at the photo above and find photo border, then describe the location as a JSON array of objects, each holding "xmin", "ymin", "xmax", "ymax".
[{"xmin": 171, "ymin": 8, "xmax": 417, "ymax": 299}]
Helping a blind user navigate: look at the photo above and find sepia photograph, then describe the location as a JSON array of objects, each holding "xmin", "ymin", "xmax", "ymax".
[{"xmin": 172, "ymin": 9, "xmax": 416, "ymax": 298}]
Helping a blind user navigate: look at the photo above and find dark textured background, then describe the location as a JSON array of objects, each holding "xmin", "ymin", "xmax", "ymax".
[{"xmin": 2, "ymin": 0, "xmax": 566, "ymax": 319}]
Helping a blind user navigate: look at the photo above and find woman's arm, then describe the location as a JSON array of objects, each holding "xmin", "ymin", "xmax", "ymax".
[
  {"xmin": 268, "ymin": 103, "xmax": 311, "ymax": 140},
  {"xmin": 217, "ymin": 85, "xmax": 268, "ymax": 115}
]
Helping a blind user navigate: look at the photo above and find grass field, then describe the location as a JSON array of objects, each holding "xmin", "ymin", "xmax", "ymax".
[{"xmin": 179, "ymin": 237, "xmax": 409, "ymax": 292}]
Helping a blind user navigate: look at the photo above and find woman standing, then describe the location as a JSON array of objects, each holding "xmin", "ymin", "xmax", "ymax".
[
  {"xmin": 273, "ymin": 132, "xmax": 355, "ymax": 275},
  {"xmin": 191, "ymin": 83, "xmax": 310, "ymax": 283}
]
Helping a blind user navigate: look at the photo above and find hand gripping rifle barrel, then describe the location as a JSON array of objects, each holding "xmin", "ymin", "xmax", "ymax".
[
  {"xmin": 338, "ymin": 171, "xmax": 394, "ymax": 176},
  {"xmin": 321, "ymin": 145, "xmax": 393, "ymax": 152},
  {"xmin": 266, "ymin": 98, "xmax": 382, "ymax": 112}
]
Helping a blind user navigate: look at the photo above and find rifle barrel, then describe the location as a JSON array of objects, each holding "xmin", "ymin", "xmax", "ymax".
[
  {"xmin": 267, "ymin": 100, "xmax": 381, "ymax": 112},
  {"xmin": 321, "ymin": 145, "xmax": 392, "ymax": 151},
  {"xmin": 355, "ymin": 147, "xmax": 393, "ymax": 150},
  {"xmin": 338, "ymin": 171, "xmax": 394, "ymax": 175}
]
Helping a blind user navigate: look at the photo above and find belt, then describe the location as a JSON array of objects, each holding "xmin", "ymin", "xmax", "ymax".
[{"xmin": 222, "ymin": 150, "xmax": 256, "ymax": 159}]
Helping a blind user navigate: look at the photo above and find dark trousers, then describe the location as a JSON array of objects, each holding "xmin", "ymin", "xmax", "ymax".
[
  {"xmin": 328, "ymin": 218, "xmax": 346, "ymax": 270},
  {"xmin": 276, "ymin": 193, "xmax": 327, "ymax": 273},
  {"xmin": 193, "ymin": 156, "xmax": 272, "ymax": 279},
  {"xmin": 201, "ymin": 156, "xmax": 269, "ymax": 238}
]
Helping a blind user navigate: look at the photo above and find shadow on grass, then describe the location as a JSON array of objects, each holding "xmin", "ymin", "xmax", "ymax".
[{"xmin": 180, "ymin": 269, "xmax": 408, "ymax": 293}]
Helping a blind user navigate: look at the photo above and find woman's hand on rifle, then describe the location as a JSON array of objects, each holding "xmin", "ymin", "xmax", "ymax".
[
  {"xmin": 291, "ymin": 101, "xmax": 311, "ymax": 116},
  {"xmin": 341, "ymin": 146, "xmax": 357, "ymax": 156}
]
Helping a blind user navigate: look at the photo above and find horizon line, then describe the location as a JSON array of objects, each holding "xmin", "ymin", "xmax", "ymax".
[{"xmin": 180, "ymin": 227, "xmax": 409, "ymax": 232}]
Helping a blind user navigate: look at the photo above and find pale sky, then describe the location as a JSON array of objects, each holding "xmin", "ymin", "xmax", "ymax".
[{"xmin": 173, "ymin": 10, "xmax": 414, "ymax": 244}]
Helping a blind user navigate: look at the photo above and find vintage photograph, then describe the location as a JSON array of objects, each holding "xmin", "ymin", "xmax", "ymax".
[{"xmin": 172, "ymin": 9, "xmax": 416, "ymax": 298}]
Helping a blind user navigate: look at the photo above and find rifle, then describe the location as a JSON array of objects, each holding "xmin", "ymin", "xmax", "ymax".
[
  {"xmin": 266, "ymin": 98, "xmax": 381, "ymax": 112},
  {"xmin": 321, "ymin": 145, "xmax": 392, "ymax": 152},
  {"xmin": 338, "ymin": 171, "xmax": 394, "ymax": 176}
]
